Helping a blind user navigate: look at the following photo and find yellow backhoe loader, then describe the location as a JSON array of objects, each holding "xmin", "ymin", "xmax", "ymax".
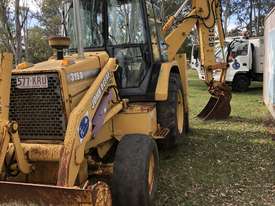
[{"xmin": 0, "ymin": 0, "xmax": 230, "ymax": 205}]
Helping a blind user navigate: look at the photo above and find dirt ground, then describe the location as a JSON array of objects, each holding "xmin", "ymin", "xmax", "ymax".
[{"xmin": 156, "ymin": 70, "xmax": 275, "ymax": 206}]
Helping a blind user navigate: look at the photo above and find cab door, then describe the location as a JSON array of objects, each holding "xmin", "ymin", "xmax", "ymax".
[{"xmin": 107, "ymin": 0, "xmax": 163, "ymax": 100}]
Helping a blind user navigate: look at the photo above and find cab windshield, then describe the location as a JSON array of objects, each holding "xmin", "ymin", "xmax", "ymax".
[
  {"xmin": 66, "ymin": 0, "xmax": 145, "ymax": 49},
  {"xmin": 67, "ymin": 0, "xmax": 104, "ymax": 49},
  {"xmin": 108, "ymin": 0, "xmax": 145, "ymax": 45}
]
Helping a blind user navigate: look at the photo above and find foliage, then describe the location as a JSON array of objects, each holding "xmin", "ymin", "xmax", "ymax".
[
  {"xmin": 232, "ymin": 0, "xmax": 275, "ymax": 36},
  {"xmin": 27, "ymin": 26, "xmax": 52, "ymax": 63},
  {"xmin": 0, "ymin": 0, "xmax": 29, "ymax": 64},
  {"xmin": 36, "ymin": 0, "xmax": 63, "ymax": 36}
]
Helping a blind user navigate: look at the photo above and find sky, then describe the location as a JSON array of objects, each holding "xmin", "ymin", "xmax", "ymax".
[
  {"xmin": 21, "ymin": 0, "xmax": 40, "ymax": 13},
  {"xmin": 20, "ymin": 0, "xmax": 40, "ymax": 26}
]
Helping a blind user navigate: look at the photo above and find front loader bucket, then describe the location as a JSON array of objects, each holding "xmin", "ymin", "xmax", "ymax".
[
  {"xmin": 0, "ymin": 181, "xmax": 112, "ymax": 206},
  {"xmin": 198, "ymin": 95, "xmax": 231, "ymax": 121}
]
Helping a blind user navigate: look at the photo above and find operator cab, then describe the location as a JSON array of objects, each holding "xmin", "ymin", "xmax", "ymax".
[{"xmin": 65, "ymin": 0, "xmax": 167, "ymax": 100}]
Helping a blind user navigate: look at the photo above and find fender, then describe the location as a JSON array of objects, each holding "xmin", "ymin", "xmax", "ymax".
[
  {"xmin": 155, "ymin": 55, "xmax": 189, "ymax": 106},
  {"xmin": 155, "ymin": 61, "xmax": 178, "ymax": 101}
]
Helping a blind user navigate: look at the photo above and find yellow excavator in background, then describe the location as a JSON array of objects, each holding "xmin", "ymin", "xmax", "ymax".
[{"xmin": 0, "ymin": 0, "xmax": 230, "ymax": 205}]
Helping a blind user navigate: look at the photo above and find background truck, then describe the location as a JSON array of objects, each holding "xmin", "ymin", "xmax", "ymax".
[{"xmin": 191, "ymin": 37, "xmax": 264, "ymax": 92}]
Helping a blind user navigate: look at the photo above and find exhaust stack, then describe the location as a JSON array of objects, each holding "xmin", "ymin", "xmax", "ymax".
[
  {"xmin": 73, "ymin": 0, "xmax": 84, "ymax": 59},
  {"xmin": 48, "ymin": 36, "xmax": 70, "ymax": 60}
]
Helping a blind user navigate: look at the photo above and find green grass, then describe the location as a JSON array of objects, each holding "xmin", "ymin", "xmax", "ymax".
[{"xmin": 156, "ymin": 70, "xmax": 275, "ymax": 206}]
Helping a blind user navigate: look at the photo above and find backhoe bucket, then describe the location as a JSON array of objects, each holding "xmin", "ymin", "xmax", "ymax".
[
  {"xmin": 198, "ymin": 94, "xmax": 231, "ymax": 121},
  {"xmin": 0, "ymin": 181, "xmax": 112, "ymax": 206}
]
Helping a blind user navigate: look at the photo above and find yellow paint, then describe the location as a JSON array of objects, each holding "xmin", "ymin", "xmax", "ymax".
[
  {"xmin": 165, "ymin": 11, "xmax": 197, "ymax": 61},
  {"xmin": 155, "ymin": 62, "xmax": 179, "ymax": 101},
  {"xmin": 0, "ymin": 53, "xmax": 13, "ymax": 173},
  {"xmin": 58, "ymin": 58, "xmax": 119, "ymax": 187},
  {"xmin": 61, "ymin": 59, "xmax": 75, "ymax": 66},
  {"xmin": 113, "ymin": 103, "xmax": 158, "ymax": 139},
  {"xmin": 9, "ymin": 124, "xmax": 31, "ymax": 174},
  {"xmin": 16, "ymin": 62, "xmax": 33, "ymax": 70},
  {"xmin": 175, "ymin": 54, "xmax": 189, "ymax": 113}
]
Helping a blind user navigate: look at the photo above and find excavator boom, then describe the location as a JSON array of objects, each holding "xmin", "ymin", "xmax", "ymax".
[{"xmin": 163, "ymin": 0, "xmax": 231, "ymax": 120}]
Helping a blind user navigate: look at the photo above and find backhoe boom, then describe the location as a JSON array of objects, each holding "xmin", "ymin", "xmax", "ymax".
[{"xmin": 162, "ymin": 0, "xmax": 231, "ymax": 120}]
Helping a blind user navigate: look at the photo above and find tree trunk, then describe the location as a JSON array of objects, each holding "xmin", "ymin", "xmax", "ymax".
[
  {"xmin": 15, "ymin": 0, "xmax": 22, "ymax": 64},
  {"xmin": 223, "ymin": 1, "xmax": 229, "ymax": 35},
  {"xmin": 23, "ymin": 20, "xmax": 29, "ymax": 61},
  {"xmin": 249, "ymin": 0, "xmax": 253, "ymax": 35},
  {"xmin": 257, "ymin": 0, "xmax": 261, "ymax": 36}
]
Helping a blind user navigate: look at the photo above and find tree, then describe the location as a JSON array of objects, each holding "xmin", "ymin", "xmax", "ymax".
[
  {"xmin": 0, "ymin": 0, "xmax": 29, "ymax": 64},
  {"xmin": 233, "ymin": 0, "xmax": 275, "ymax": 36},
  {"xmin": 222, "ymin": 0, "xmax": 236, "ymax": 35},
  {"xmin": 36, "ymin": 0, "xmax": 63, "ymax": 36},
  {"xmin": 27, "ymin": 26, "xmax": 52, "ymax": 63}
]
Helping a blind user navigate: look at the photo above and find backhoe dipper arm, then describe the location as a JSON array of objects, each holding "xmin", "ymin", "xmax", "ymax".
[
  {"xmin": 163, "ymin": 0, "xmax": 231, "ymax": 121},
  {"xmin": 163, "ymin": 0, "xmax": 227, "ymax": 84}
]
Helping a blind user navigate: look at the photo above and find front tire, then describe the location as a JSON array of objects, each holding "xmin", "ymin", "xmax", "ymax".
[
  {"xmin": 157, "ymin": 73, "xmax": 188, "ymax": 149},
  {"xmin": 112, "ymin": 134, "xmax": 159, "ymax": 206}
]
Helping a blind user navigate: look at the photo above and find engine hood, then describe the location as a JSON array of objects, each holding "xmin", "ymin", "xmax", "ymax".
[
  {"xmin": 12, "ymin": 51, "xmax": 109, "ymax": 75},
  {"xmin": 10, "ymin": 51, "xmax": 111, "ymax": 117}
]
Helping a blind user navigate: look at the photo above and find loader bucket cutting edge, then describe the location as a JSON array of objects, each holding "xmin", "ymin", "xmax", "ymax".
[
  {"xmin": 198, "ymin": 95, "xmax": 231, "ymax": 121},
  {"xmin": 0, "ymin": 181, "xmax": 111, "ymax": 206}
]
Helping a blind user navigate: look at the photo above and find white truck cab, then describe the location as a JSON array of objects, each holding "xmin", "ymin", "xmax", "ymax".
[{"xmin": 190, "ymin": 37, "xmax": 264, "ymax": 92}]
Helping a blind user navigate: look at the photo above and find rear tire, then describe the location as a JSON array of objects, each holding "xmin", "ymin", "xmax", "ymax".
[
  {"xmin": 157, "ymin": 73, "xmax": 188, "ymax": 149},
  {"xmin": 232, "ymin": 74, "xmax": 250, "ymax": 92},
  {"xmin": 112, "ymin": 134, "xmax": 159, "ymax": 206}
]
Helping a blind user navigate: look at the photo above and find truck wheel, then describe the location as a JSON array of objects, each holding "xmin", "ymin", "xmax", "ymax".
[
  {"xmin": 232, "ymin": 74, "xmax": 250, "ymax": 92},
  {"xmin": 112, "ymin": 134, "xmax": 159, "ymax": 206},
  {"xmin": 157, "ymin": 73, "xmax": 188, "ymax": 149}
]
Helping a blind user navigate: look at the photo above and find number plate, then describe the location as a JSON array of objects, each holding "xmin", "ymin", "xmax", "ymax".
[{"xmin": 16, "ymin": 75, "xmax": 48, "ymax": 89}]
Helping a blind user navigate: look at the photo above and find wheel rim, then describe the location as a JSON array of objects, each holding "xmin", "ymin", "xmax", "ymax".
[
  {"xmin": 148, "ymin": 153, "xmax": 155, "ymax": 195},
  {"xmin": 177, "ymin": 90, "xmax": 184, "ymax": 134}
]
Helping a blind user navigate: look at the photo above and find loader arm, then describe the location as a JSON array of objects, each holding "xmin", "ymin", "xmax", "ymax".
[
  {"xmin": 57, "ymin": 58, "xmax": 122, "ymax": 187},
  {"xmin": 0, "ymin": 54, "xmax": 32, "ymax": 176},
  {"xmin": 0, "ymin": 53, "xmax": 12, "ymax": 173},
  {"xmin": 162, "ymin": 0, "xmax": 231, "ymax": 120},
  {"xmin": 0, "ymin": 56, "xmax": 118, "ymax": 206},
  {"xmin": 0, "ymin": 54, "xmax": 12, "ymax": 130}
]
